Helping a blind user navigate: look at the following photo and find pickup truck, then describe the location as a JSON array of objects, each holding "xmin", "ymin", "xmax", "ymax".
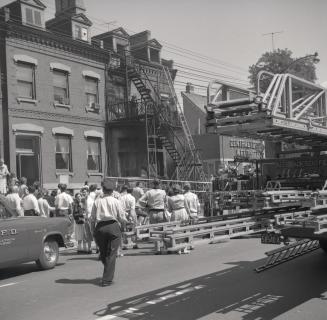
[{"xmin": 0, "ymin": 195, "xmax": 71, "ymax": 270}]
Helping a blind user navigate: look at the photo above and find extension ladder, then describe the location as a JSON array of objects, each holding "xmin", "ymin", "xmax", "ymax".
[{"xmin": 255, "ymin": 239, "xmax": 320, "ymax": 272}]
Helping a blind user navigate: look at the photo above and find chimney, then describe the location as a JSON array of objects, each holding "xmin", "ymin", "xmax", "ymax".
[{"xmin": 186, "ymin": 82, "xmax": 194, "ymax": 93}]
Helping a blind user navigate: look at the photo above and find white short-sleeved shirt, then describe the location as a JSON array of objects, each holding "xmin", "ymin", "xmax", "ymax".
[
  {"xmin": 23, "ymin": 194, "xmax": 40, "ymax": 213},
  {"xmin": 55, "ymin": 192, "xmax": 73, "ymax": 210}
]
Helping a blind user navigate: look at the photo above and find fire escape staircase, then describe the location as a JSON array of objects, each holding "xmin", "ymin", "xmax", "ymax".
[{"xmin": 127, "ymin": 65, "xmax": 206, "ymax": 181}]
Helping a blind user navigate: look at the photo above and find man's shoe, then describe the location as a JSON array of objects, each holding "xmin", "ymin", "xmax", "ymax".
[{"xmin": 100, "ymin": 280, "xmax": 113, "ymax": 287}]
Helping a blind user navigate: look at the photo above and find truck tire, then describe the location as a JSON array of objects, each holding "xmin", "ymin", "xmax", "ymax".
[
  {"xmin": 36, "ymin": 240, "xmax": 59, "ymax": 270},
  {"xmin": 319, "ymin": 240, "xmax": 327, "ymax": 253}
]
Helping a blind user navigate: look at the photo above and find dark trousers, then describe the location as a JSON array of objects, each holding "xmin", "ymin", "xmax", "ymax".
[
  {"xmin": 24, "ymin": 209, "xmax": 37, "ymax": 216},
  {"xmin": 94, "ymin": 221, "xmax": 121, "ymax": 282}
]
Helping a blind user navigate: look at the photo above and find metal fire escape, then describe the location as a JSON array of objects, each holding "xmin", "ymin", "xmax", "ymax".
[
  {"xmin": 127, "ymin": 62, "xmax": 206, "ymax": 181},
  {"xmin": 206, "ymin": 72, "xmax": 327, "ymax": 148}
]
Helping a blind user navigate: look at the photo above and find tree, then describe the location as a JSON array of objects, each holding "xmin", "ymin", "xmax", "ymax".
[{"xmin": 248, "ymin": 49, "xmax": 317, "ymax": 89}]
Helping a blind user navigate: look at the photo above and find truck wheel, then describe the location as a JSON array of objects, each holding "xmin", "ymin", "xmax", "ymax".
[
  {"xmin": 36, "ymin": 240, "xmax": 59, "ymax": 270},
  {"xmin": 319, "ymin": 240, "xmax": 327, "ymax": 253}
]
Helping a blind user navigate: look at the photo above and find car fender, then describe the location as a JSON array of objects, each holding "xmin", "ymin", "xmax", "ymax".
[{"xmin": 41, "ymin": 231, "xmax": 66, "ymax": 248}]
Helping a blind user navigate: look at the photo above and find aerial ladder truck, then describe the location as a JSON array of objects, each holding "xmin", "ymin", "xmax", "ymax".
[{"xmin": 206, "ymin": 71, "xmax": 327, "ymax": 271}]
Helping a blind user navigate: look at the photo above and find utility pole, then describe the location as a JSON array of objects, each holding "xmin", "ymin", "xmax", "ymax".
[{"xmin": 262, "ymin": 31, "xmax": 283, "ymax": 51}]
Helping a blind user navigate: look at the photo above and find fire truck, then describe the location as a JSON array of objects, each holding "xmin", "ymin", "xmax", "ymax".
[{"xmin": 206, "ymin": 71, "xmax": 327, "ymax": 271}]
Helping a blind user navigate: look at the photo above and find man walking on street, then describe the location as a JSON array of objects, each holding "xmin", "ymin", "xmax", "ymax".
[
  {"xmin": 91, "ymin": 179, "xmax": 127, "ymax": 287},
  {"xmin": 137, "ymin": 179, "xmax": 166, "ymax": 224}
]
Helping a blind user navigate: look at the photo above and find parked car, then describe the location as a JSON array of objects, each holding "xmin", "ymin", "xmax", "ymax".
[{"xmin": 0, "ymin": 196, "xmax": 70, "ymax": 270}]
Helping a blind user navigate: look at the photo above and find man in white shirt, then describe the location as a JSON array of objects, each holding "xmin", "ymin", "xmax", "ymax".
[
  {"xmin": 91, "ymin": 179, "xmax": 127, "ymax": 286},
  {"xmin": 120, "ymin": 185, "xmax": 136, "ymax": 225},
  {"xmin": 6, "ymin": 186, "xmax": 23, "ymax": 216},
  {"xmin": 55, "ymin": 184, "xmax": 74, "ymax": 238},
  {"xmin": 183, "ymin": 183, "xmax": 201, "ymax": 220},
  {"xmin": 55, "ymin": 184, "xmax": 73, "ymax": 217},
  {"xmin": 23, "ymin": 185, "xmax": 40, "ymax": 216},
  {"xmin": 137, "ymin": 179, "xmax": 167, "ymax": 224}
]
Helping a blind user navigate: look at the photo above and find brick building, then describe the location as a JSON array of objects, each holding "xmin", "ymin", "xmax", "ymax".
[
  {"xmin": 182, "ymin": 84, "xmax": 264, "ymax": 177},
  {"xmin": 0, "ymin": 0, "xmax": 107, "ymax": 189},
  {"xmin": 93, "ymin": 28, "xmax": 179, "ymax": 179},
  {"xmin": 0, "ymin": 0, "xmax": 186, "ymax": 188}
]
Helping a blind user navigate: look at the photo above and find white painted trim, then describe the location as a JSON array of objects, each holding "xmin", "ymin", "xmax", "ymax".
[
  {"xmin": 12, "ymin": 123, "xmax": 44, "ymax": 134},
  {"xmin": 13, "ymin": 54, "xmax": 38, "ymax": 65},
  {"xmin": 84, "ymin": 130, "xmax": 104, "ymax": 139},
  {"xmin": 50, "ymin": 62, "xmax": 71, "ymax": 74},
  {"xmin": 52, "ymin": 127, "xmax": 74, "ymax": 136},
  {"xmin": 82, "ymin": 70, "xmax": 101, "ymax": 80}
]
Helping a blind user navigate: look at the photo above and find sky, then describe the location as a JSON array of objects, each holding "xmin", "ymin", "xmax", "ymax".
[{"xmin": 1, "ymin": 0, "xmax": 327, "ymax": 97}]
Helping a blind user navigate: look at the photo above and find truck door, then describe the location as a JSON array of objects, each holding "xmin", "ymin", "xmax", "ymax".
[{"xmin": 0, "ymin": 203, "xmax": 30, "ymax": 266}]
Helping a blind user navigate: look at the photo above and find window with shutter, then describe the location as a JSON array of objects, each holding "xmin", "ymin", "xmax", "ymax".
[
  {"xmin": 34, "ymin": 11, "xmax": 41, "ymax": 26},
  {"xmin": 25, "ymin": 8, "xmax": 33, "ymax": 24},
  {"xmin": 75, "ymin": 25, "xmax": 82, "ymax": 39}
]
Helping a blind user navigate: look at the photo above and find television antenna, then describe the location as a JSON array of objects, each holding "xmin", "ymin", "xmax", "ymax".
[{"xmin": 262, "ymin": 31, "xmax": 284, "ymax": 51}]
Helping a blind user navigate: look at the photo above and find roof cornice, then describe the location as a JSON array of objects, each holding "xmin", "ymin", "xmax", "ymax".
[{"xmin": 2, "ymin": 21, "xmax": 109, "ymax": 63}]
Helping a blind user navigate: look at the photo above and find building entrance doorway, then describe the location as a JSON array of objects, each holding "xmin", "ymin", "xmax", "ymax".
[{"xmin": 16, "ymin": 135, "xmax": 40, "ymax": 186}]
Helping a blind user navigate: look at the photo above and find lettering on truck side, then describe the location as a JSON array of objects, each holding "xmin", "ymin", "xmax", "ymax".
[{"xmin": 0, "ymin": 229, "xmax": 18, "ymax": 236}]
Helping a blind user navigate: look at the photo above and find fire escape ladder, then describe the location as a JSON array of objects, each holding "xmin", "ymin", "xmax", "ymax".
[
  {"xmin": 127, "ymin": 65, "xmax": 191, "ymax": 179},
  {"xmin": 162, "ymin": 66, "xmax": 207, "ymax": 182}
]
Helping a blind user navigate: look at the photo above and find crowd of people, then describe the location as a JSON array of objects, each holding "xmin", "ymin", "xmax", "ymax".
[{"xmin": 1, "ymin": 171, "xmax": 202, "ymax": 286}]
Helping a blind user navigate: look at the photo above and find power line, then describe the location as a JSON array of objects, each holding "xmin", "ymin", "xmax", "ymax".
[{"xmin": 14, "ymin": 3, "xmax": 250, "ymax": 81}]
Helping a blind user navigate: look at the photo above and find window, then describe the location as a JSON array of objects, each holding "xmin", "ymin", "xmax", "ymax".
[
  {"xmin": 55, "ymin": 135, "xmax": 72, "ymax": 171},
  {"xmin": 75, "ymin": 25, "xmax": 88, "ymax": 41},
  {"xmin": 87, "ymin": 139, "xmax": 101, "ymax": 171},
  {"xmin": 25, "ymin": 7, "xmax": 42, "ymax": 27},
  {"xmin": 85, "ymin": 77, "xmax": 99, "ymax": 106},
  {"xmin": 17, "ymin": 62, "xmax": 35, "ymax": 99},
  {"xmin": 116, "ymin": 44, "xmax": 125, "ymax": 55},
  {"xmin": 149, "ymin": 48, "xmax": 160, "ymax": 63},
  {"xmin": 53, "ymin": 70, "xmax": 69, "ymax": 104}
]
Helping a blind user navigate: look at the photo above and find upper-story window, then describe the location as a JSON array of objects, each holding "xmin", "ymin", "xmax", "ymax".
[
  {"xmin": 53, "ymin": 70, "xmax": 69, "ymax": 105},
  {"xmin": 149, "ymin": 48, "xmax": 160, "ymax": 63},
  {"xmin": 25, "ymin": 7, "xmax": 42, "ymax": 27},
  {"xmin": 116, "ymin": 44, "xmax": 125, "ymax": 55},
  {"xmin": 55, "ymin": 134, "xmax": 72, "ymax": 171},
  {"xmin": 85, "ymin": 77, "xmax": 99, "ymax": 106},
  {"xmin": 87, "ymin": 138, "xmax": 102, "ymax": 172},
  {"xmin": 75, "ymin": 25, "xmax": 88, "ymax": 41},
  {"xmin": 17, "ymin": 62, "xmax": 35, "ymax": 99}
]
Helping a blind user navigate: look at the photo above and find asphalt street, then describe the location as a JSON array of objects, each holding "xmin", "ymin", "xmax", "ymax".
[{"xmin": 1, "ymin": 238, "xmax": 327, "ymax": 320}]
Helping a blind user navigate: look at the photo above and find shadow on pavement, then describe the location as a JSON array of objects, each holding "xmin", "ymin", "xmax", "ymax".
[
  {"xmin": 56, "ymin": 277, "xmax": 101, "ymax": 286},
  {"xmin": 93, "ymin": 250, "xmax": 327, "ymax": 320},
  {"xmin": 0, "ymin": 262, "xmax": 65, "ymax": 280}
]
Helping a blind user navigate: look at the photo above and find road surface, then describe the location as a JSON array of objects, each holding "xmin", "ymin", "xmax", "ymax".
[{"xmin": 1, "ymin": 238, "xmax": 327, "ymax": 320}]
